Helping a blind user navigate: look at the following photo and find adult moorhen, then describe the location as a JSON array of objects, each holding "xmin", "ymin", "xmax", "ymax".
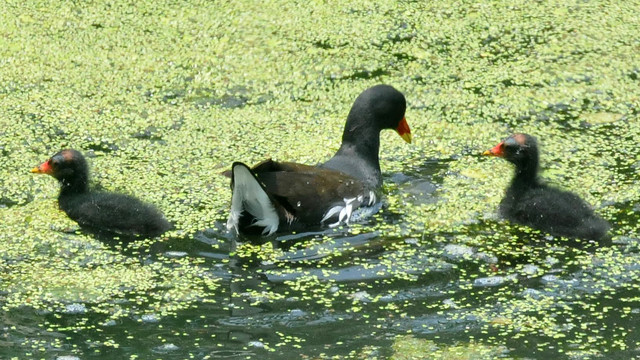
[
  {"xmin": 483, "ymin": 133, "xmax": 610, "ymax": 242},
  {"xmin": 227, "ymin": 84, "xmax": 411, "ymax": 236},
  {"xmin": 32, "ymin": 149, "xmax": 172, "ymax": 238}
]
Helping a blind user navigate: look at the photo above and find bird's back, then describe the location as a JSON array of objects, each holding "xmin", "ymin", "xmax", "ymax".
[
  {"xmin": 500, "ymin": 184, "xmax": 609, "ymax": 241},
  {"xmin": 59, "ymin": 191, "xmax": 172, "ymax": 237}
]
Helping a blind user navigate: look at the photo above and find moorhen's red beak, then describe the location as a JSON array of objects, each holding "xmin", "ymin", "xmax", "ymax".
[
  {"xmin": 395, "ymin": 116, "xmax": 412, "ymax": 144},
  {"xmin": 482, "ymin": 142, "xmax": 505, "ymax": 157},
  {"xmin": 31, "ymin": 160, "xmax": 53, "ymax": 175}
]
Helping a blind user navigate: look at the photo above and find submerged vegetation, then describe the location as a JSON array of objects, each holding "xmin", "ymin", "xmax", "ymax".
[{"xmin": 1, "ymin": 0, "xmax": 639, "ymax": 358}]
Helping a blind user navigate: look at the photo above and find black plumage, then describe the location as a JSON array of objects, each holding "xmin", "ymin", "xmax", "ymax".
[
  {"xmin": 32, "ymin": 149, "xmax": 172, "ymax": 238},
  {"xmin": 227, "ymin": 84, "xmax": 411, "ymax": 235},
  {"xmin": 483, "ymin": 133, "xmax": 610, "ymax": 242},
  {"xmin": 320, "ymin": 84, "xmax": 411, "ymax": 187}
]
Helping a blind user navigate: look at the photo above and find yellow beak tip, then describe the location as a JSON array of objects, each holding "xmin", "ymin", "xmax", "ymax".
[
  {"xmin": 482, "ymin": 150, "xmax": 492, "ymax": 156},
  {"xmin": 30, "ymin": 167, "xmax": 41, "ymax": 173},
  {"xmin": 401, "ymin": 133, "xmax": 412, "ymax": 144}
]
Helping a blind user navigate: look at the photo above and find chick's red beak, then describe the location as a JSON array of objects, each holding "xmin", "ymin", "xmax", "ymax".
[
  {"xmin": 31, "ymin": 160, "xmax": 53, "ymax": 174},
  {"xmin": 482, "ymin": 142, "xmax": 504, "ymax": 157},
  {"xmin": 395, "ymin": 116, "xmax": 412, "ymax": 144}
]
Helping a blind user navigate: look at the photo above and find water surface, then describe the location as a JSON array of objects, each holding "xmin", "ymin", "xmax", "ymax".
[{"xmin": 1, "ymin": 0, "xmax": 639, "ymax": 358}]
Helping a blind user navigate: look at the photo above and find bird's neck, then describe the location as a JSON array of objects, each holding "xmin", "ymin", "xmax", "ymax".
[
  {"xmin": 59, "ymin": 176, "xmax": 89, "ymax": 197},
  {"xmin": 511, "ymin": 160, "xmax": 540, "ymax": 188},
  {"xmin": 336, "ymin": 140, "xmax": 380, "ymax": 169},
  {"xmin": 338, "ymin": 117, "xmax": 381, "ymax": 171}
]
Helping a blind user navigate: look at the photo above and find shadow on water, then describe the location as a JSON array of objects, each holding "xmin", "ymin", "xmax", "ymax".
[
  {"xmin": 386, "ymin": 157, "xmax": 450, "ymax": 206},
  {"xmin": 0, "ymin": 308, "xmax": 68, "ymax": 358}
]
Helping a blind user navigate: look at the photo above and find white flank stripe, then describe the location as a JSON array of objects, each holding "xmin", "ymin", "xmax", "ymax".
[
  {"xmin": 321, "ymin": 205, "xmax": 343, "ymax": 223},
  {"xmin": 322, "ymin": 192, "xmax": 377, "ymax": 228}
]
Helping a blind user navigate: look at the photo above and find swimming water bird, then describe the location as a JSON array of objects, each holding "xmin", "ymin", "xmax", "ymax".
[
  {"xmin": 227, "ymin": 84, "xmax": 411, "ymax": 236},
  {"xmin": 483, "ymin": 133, "xmax": 610, "ymax": 242},
  {"xmin": 32, "ymin": 149, "xmax": 172, "ymax": 238}
]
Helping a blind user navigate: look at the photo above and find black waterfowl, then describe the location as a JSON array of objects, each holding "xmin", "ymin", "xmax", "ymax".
[
  {"xmin": 32, "ymin": 149, "xmax": 172, "ymax": 238},
  {"xmin": 483, "ymin": 133, "xmax": 610, "ymax": 242},
  {"xmin": 227, "ymin": 84, "xmax": 411, "ymax": 236}
]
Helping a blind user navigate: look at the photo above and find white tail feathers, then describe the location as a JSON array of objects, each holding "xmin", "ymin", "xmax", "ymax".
[{"xmin": 226, "ymin": 163, "xmax": 279, "ymax": 235}]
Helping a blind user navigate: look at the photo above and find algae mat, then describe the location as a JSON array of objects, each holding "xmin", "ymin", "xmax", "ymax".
[{"xmin": 1, "ymin": 0, "xmax": 640, "ymax": 358}]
